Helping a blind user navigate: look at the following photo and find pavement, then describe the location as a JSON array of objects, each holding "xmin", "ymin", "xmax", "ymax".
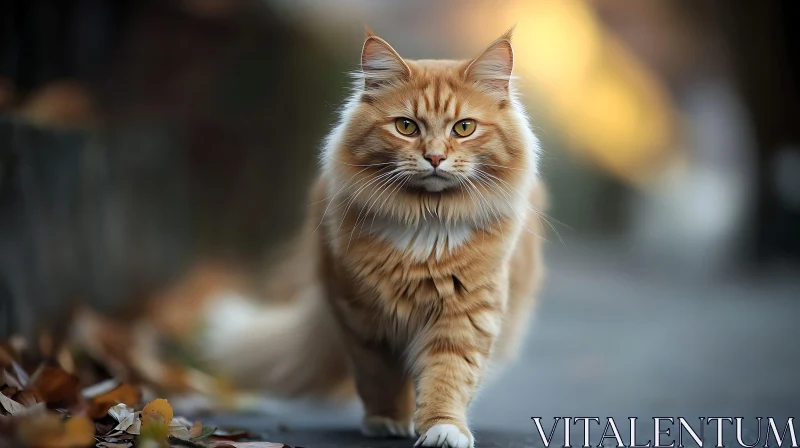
[{"xmin": 207, "ymin": 244, "xmax": 800, "ymax": 447}]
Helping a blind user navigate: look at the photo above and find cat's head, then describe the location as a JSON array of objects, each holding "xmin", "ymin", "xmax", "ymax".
[{"xmin": 324, "ymin": 30, "xmax": 539, "ymax": 224}]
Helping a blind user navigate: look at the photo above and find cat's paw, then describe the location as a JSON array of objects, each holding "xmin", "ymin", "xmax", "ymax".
[
  {"xmin": 414, "ymin": 424, "xmax": 473, "ymax": 448},
  {"xmin": 361, "ymin": 415, "xmax": 415, "ymax": 438}
]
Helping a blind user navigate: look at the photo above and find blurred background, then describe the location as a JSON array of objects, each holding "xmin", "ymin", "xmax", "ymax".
[{"xmin": 1, "ymin": 0, "xmax": 798, "ymax": 445}]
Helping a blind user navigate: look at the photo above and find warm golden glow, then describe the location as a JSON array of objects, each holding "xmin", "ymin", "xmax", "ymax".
[{"xmin": 463, "ymin": 0, "xmax": 681, "ymax": 187}]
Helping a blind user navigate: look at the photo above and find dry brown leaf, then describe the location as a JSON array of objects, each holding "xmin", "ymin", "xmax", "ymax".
[
  {"xmin": 1, "ymin": 386, "xmax": 18, "ymax": 398},
  {"xmin": 0, "ymin": 392, "xmax": 26, "ymax": 415},
  {"xmin": 17, "ymin": 413, "xmax": 95, "ymax": 448},
  {"xmin": 87, "ymin": 383, "xmax": 141, "ymax": 419},
  {"xmin": 168, "ymin": 418, "xmax": 191, "ymax": 440},
  {"xmin": 107, "ymin": 403, "xmax": 141, "ymax": 435},
  {"xmin": 29, "ymin": 366, "xmax": 80, "ymax": 405},
  {"xmin": 209, "ymin": 443, "xmax": 288, "ymax": 448},
  {"xmin": 189, "ymin": 421, "xmax": 203, "ymax": 439},
  {"xmin": 14, "ymin": 390, "xmax": 42, "ymax": 407}
]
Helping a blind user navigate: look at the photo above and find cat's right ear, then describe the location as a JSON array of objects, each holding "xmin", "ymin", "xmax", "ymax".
[{"xmin": 361, "ymin": 35, "xmax": 410, "ymax": 90}]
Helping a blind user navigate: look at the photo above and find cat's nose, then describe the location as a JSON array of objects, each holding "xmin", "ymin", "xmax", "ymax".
[{"xmin": 424, "ymin": 154, "xmax": 446, "ymax": 168}]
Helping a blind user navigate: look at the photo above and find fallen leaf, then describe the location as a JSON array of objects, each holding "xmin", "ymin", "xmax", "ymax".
[
  {"xmin": 29, "ymin": 366, "xmax": 80, "ymax": 405},
  {"xmin": 14, "ymin": 389, "xmax": 42, "ymax": 407},
  {"xmin": 17, "ymin": 413, "xmax": 95, "ymax": 448},
  {"xmin": 191, "ymin": 424, "xmax": 216, "ymax": 441},
  {"xmin": 0, "ymin": 392, "xmax": 26, "ymax": 415},
  {"xmin": 87, "ymin": 383, "xmax": 141, "ymax": 419},
  {"xmin": 141, "ymin": 398, "xmax": 173, "ymax": 425},
  {"xmin": 1, "ymin": 385, "xmax": 16, "ymax": 396},
  {"xmin": 108, "ymin": 403, "xmax": 141, "ymax": 435},
  {"xmin": 81, "ymin": 379, "xmax": 120, "ymax": 399},
  {"xmin": 189, "ymin": 421, "xmax": 203, "ymax": 438},
  {"xmin": 94, "ymin": 420, "xmax": 116, "ymax": 436},
  {"xmin": 168, "ymin": 418, "xmax": 191, "ymax": 440},
  {"xmin": 140, "ymin": 399, "xmax": 174, "ymax": 442}
]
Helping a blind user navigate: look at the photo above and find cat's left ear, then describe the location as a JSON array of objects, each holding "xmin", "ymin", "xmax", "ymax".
[{"xmin": 464, "ymin": 30, "xmax": 514, "ymax": 95}]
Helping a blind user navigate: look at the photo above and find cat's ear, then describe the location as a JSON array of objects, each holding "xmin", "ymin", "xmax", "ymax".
[
  {"xmin": 464, "ymin": 31, "xmax": 514, "ymax": 95},
  {"xmin": 361, "ymin": 34, "xmax": 410, "ymax": 90}
]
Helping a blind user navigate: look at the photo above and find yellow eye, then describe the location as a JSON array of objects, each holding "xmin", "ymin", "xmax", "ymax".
[
  {"xmin": 452, "ymin": 119, "xmax": 476, "ymax": 137},
  {"xmin": 395, "ymin": 118, "xmax": 418, "ymax": 136}
]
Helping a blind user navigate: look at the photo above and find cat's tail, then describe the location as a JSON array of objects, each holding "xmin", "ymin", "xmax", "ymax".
[
  {"xmin": 199, "ymin": 276, "xmax": 354, "ymax": 403},
  {"xmin": 192, "ymin": 178, "xmax": 353, "ymax": 409}
]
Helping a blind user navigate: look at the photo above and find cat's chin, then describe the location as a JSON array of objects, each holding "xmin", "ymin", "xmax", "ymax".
[
  {"xmin": 422, "ymin": 184, "xmax": 448, "ymax": 193},
  {"xmin": 408, "ymin": 174, "xmax": 459, "ymax": 193}
]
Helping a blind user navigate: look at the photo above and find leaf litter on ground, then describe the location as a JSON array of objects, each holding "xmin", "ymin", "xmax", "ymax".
[{"xmin": 0, "ymin": 338, "xmax": 291, "ymax": 448}]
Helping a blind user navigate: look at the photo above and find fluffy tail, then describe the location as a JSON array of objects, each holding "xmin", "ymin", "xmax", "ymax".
[
  {"xmin": 198, "ymin": 216, "xmax": 354, "ymax": 403},
  {"xmin": 201, "ymin": 284, "xmax": 353, "ymax": 400},
  {"xmin": 189, "ymin": 177, "xmax": 352, "ymax": 408}
]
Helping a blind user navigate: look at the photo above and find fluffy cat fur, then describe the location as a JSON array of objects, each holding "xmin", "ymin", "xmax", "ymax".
[
  {"xmin": 312, "ymin": 29, "xmax": 545, "ymax": 447},
  {"xmin": 204, "ymin": 29, "xmax": 546, "ymax": 448}
]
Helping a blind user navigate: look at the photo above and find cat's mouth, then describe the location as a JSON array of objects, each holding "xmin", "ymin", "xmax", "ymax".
[
  {"xmin": 408, "ymin": 171, "xmax": 459, "ymax": 192},
  {"xmin": 422, "ymin": 172, "xmax": 451, "ymax": 180}
]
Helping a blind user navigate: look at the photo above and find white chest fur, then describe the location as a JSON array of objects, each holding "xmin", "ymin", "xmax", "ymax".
[{"xmin": 368, "ymin": 217, "xmax": 475, "ymax": 261}]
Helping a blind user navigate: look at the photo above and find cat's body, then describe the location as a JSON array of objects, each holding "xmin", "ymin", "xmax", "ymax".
[
  {"xmin": 202, "ymin": 30, "xmax": 544, "ymax": 448},
  {"xmin": 312, "ymin": 31, "xmax": 545, "ymax": 447}
]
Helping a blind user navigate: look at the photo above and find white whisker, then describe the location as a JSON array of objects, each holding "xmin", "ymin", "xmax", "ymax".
[
  {"xmin": 312, "ymin": 165, "xmax": 380, "ymax": 233},
  {"xmin": 335, "ymin": 168, "xmax": 403, "ymax": 234}
]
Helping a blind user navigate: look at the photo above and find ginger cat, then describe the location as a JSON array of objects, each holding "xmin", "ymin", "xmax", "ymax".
[{"xmin": 314, "ymin": 30, "xmax": 546, "ymax": 447}]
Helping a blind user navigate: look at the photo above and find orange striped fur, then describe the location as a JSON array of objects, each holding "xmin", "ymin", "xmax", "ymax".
[{"xmin": 313, "ymin": 30, "xmax": 546, "ymax": 447}]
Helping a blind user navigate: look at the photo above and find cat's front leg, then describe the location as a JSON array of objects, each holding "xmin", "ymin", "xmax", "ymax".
[
  {"xmin": 343, "ymin": 331, "xmax": 417, "ymax": 439},
  {"xmin": 411, "ymin": 302, "xmax": 500, "ymax": 448}
]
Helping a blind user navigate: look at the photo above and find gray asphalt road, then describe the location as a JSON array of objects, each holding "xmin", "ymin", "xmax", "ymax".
[{"xmin": 207, "ymin": 246, "xmax": 800, "ymax": 447}]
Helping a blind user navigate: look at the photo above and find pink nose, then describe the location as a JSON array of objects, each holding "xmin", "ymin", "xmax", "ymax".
[{"xmin": 425, "ymin": 154, "xmax": 446, "ymax": 168}]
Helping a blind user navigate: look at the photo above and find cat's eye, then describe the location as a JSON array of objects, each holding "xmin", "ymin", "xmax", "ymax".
[
  {"xmin": 395, "ymin": 118, "xmax": 418, "ymax": 136},
  {"xmin": 452, "ymin": 119, "xmax": 476, "ymax": 137}
]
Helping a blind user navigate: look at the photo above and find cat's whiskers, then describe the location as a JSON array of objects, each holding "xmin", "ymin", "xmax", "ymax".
[
  {"xmin": 347, "ymin": 171, "xmax": 408, "ymax": 251},
  {"xmin": 475, "ymin": 167, "xmax": 570, "ymax": 230},
  {"xmin": 315, "ymin": 165, "xmax": 393, "ymax": 235},
  {"xmin": 460, "ymin": 174, "xmax": 502, "ymax": 231},
  {"xmin": 455, "ymin": 176, "xmax": 490, "ymax": 244},
  {"xmin": 335, "ymin": 168, "xmax": 404, "ymax": 235},
  {"xmin": 478, "ymin": 162, "xmax": 527, "ymax": 172},
  {"xmin": 472, "ymin": 171, "xmax": 547, "ymax": 244},
  {"xmin": 313, "ymin": 165, "xmax": 381, "ymax": 233},
  {"xmin": 474, "ymin": 168, "xmax": 565, "ymax": 246},
  {"xmin": 474, "ymin": 167, "xmax": 568, "ymax": 237},
  {"xmin": 368, "ymin": 173, "xmax": 412, "ymax": 235}
]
